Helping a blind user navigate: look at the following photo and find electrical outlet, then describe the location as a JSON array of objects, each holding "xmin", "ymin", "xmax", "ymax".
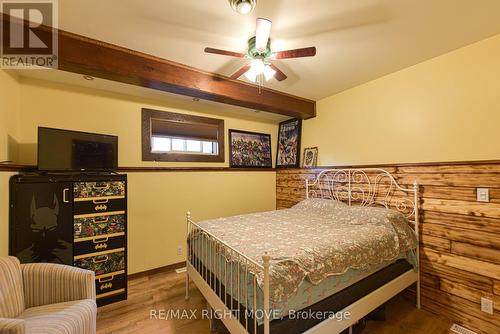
[
  {"xmin": 476, "ymin": 188, "xmax": 490, "ymax": 202},
  {"xmin": 177, "ymin": 246, "xmax": 183, "ymax": 256},
  {"xmin": 481, "ymin": 297, "xmax": 493, "ymax": 315}
]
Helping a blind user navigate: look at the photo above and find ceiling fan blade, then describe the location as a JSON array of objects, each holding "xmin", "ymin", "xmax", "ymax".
[
  {"xmin": 229, "ymin": 64, "xmax": 251, "ymax": 80},
  {"xmin": 204, "ymin": 47, "xmax": 246, "ymax": 58},
  {"xmin": 274, "ymin": 47, "xmax": 317, "ymax": 59},
  {"xmin": 255, "ymin": 18, "xmax": 272, "ymax": 52},
  {"xmin": 269, "ymin": 64, "xmax": 287, "ymax": 81}
]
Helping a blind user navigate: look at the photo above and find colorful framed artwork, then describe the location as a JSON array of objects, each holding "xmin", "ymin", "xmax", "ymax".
[
  {"xmin": 276, "ymin": 118, "xmax": 302, "ymax": 168},
  {"xmin": 229, "ymin": 129, "xmax": 272, "ymax": 168},
  {"xmin": 302, "ymin": 147, "xmax": 318, "ymax": 168}
]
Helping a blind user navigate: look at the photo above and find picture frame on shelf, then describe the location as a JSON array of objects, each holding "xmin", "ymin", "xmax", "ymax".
[
  {"xmin": 229, "ymin": 129, "xmax": 272, "ymax": 168},
  {"xmin": 302, "ymin": 147, "xmax": 318, "ymax": 168},
  {"xmin": 276, "ymin": 118, "xmax": 302, "ymax": 168}
]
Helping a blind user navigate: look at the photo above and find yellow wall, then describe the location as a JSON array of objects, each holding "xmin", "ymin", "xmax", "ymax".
[
  {"xmin": 0, "ymin": 74, "xmax": 277, "ymax": 273},
  {"xmin": 127, "ymin": 172, "xmax": 274, "ymax": 273},
  {"xmin": 302, "ymin": 33, "xmax": 500, "ymax": 166},
  {"xmin": 0, "ymin": 70, "xmax": 20, "ymax": 163},
  {"xmin": 0, "ymin": 70, "xmax": 21, "ymax": 256}
]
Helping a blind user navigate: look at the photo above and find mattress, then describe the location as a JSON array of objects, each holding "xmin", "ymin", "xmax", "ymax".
[
  {"xmin": 190, "ymin": 252, "xmax": 414, "ymax": 323},
  {"xmin": 267, "ymin": 259, "xmax": 413, "ymax": 334}
]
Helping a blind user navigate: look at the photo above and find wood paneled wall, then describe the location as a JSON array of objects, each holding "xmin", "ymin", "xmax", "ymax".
[{"xmin": 276, "ymin": 163, "xmax": 500, "ymax": 334}]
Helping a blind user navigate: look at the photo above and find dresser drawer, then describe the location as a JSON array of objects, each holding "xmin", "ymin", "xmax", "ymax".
[
  {"xmin": 74, "ymin": 181, "xmax": 125, "ymax": 200},
  {"xmin": 74, "ymin": 198, "xmax": 126, "ymax": 215},
  {"xmin": 96, "ymin": 289, "xmax": 126, "ymax": 306},
  {"xmin": 74, "ymin": 249, "xmax": 125, "ymax": 276},
  {"xmin": 95, "ymin": 271, "xmax": 126, "ymax": 296},
  {"xmin": 74, "ymin": 233, "xmax": 125, "ymax": 256},
  {"xmin": 74, "ymin": 212, "xmax": 125, "ymax": 239}
]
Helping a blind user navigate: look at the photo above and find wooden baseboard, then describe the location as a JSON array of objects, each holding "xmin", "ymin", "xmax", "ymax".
[{"xmin": 128, "ymin": 261, "xmax": 185, "ymax": 280}]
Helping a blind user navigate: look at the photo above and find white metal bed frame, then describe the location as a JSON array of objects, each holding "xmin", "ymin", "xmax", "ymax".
[{"xmin": 185, "ymin": 168, "xmax": 420, "ymax": 334}]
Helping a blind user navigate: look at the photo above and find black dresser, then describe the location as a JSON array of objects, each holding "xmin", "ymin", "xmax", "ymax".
[{"xmin": 9, "ymin": 173, "xmax": 127, "ymax": 306}]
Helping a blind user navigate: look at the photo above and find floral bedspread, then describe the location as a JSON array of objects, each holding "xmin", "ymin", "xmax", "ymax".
[{"xmin": 193, "ymin": 198, "xmax": 417, "ymax": 303}]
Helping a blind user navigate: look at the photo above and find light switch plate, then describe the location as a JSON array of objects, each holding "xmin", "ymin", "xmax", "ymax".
[
  {"xmin": 481, "ymin": 297, "xmax": 493, "ymax": 314},
  {"xmin": 476, "ymin": 188, "xmax": 489, "ymax": 202}
]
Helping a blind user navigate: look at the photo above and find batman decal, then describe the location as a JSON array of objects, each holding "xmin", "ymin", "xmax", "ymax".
[{"xmin": 16, "ymin": 194, "xmax": 72, "ymax": 264}]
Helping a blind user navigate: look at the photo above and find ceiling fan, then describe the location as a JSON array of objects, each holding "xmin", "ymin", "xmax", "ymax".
[{"xmin": 205, "ymin": 18, "xmax": 316, "ymax": 84}]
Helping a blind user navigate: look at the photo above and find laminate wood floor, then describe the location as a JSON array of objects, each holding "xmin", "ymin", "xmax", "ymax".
[{"xmin": 97, "ymin": 268, "xmax": 453, "ymax": 334}]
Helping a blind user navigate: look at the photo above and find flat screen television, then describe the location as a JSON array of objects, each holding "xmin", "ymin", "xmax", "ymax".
[{"xmin": 38, "ymin": 127, "xmax": 118, "ymax": 172}]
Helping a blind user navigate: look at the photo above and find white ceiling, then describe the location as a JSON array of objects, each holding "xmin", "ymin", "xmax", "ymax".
[{"xmin": 43, "ymin": 1, "xmax": 500, "ymax": 100}]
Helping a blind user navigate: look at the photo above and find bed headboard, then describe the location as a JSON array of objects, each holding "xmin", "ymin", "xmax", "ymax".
[{"xmin": 305, "ymin": 168, "xmax": 419, "ymax": 221}]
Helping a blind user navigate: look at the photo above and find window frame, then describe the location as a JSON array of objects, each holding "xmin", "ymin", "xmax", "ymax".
[{"xmin": 142, "ymin": 108, "xmax": 224, "ymax": 162}]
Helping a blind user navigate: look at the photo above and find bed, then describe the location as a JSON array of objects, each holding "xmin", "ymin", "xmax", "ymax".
[{"xmin": 185, "ymin": 168, "xmax": 420, "ymax": 334}]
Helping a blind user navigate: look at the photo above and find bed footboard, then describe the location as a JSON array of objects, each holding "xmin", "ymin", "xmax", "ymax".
[{"xmin": 185, "ymin": 211, "xmax": 271, "ymax": 334}]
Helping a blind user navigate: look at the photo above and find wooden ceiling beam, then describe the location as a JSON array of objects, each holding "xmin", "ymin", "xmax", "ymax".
[{"xmin": 2, "ymin": 14, "xmax": 316, "ymax": 119}]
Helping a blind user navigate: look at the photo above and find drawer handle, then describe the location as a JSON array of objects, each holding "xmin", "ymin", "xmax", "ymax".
[
  {"xmin": 98, "ymin": 275, "xmax": 114, "ymax": 283},
  {"xmin": 93, "ymin": 255, "xmax": 109, "ymax": 264},
  {"xmin": 93, "ymin": 183, "xmax": 110, "ymax": 190},
  {"xmin": 93, "ymin": 199, "xmax": 109, "ymax": 204},
  {"xmin": 93, "ymin": 237, "xmax": 109, "ymax": 243},
  {"xmin": 93, "ymin": 216, "xmax": 109, "ymax": 224},
  {"xmin": 63, "ymin": 188, "xmax": 70, "ymax": 203}
]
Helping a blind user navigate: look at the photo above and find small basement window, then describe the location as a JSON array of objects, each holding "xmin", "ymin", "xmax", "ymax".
[{"xmin": 142, "ymin": 108, "xmax": 224, "ymax": 162}]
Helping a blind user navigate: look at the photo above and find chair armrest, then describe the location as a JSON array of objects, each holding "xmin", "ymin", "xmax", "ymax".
[
  {"xmin": 21, "ymin": 263, "xmax": 95, "ymax": 308},
  {"xmin": 0, "ymin": 318, "xmax": 25, "ymax": 334}
]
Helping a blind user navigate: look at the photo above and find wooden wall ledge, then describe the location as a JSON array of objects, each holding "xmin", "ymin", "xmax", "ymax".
[
  {"xmin": 0, "ymin": 164, "xmax": 36, "ymax": 172},
  {"xmin": 119, "ymin": 166, "xmax": 275, "ymax": 172},
  {"xmin": 2, "ymin": 160, "xmax": 500, "ymax": 173},
  {"xmin": 277, "ymin": 159, "xmax": 500, "ymax": 171},
  {"xmin": 0, "ymin": 165, "xmax": 276, "ymax": 173}
]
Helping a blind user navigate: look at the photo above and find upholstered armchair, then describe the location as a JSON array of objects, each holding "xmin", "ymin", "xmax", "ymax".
[{"xmin": 0, "ymin": 256, "xmax": 96, "ymax": 334}]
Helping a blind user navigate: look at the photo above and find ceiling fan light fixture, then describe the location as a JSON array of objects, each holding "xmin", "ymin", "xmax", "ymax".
[
  {"xmin": 244, "ymin": 70, "xmax": 258, "ymax": 83},
  {"xmin": 229, "ymin": 0, "xmax": 256, "ymax": 15},
  {"xmin": 250, "ymin": 58, "xmax": 265, "ymax": 73},
  {"xmin": 263, "ymin": 65, "xmax": 276, "ymax": 81},
  {"xmin": 245, "ymin": 59, "xmax": 265, "ymax": 82},
  {"xmin": 236, "ymin": 2, "xmax": 252, "ymax": 14}
]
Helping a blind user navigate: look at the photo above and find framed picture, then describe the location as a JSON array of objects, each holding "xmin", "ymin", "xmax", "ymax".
[
  {"xmin": 229, "ymin": 129, "xmax": 272, "ymax": 168},
  {"xmin": 276, "ymin": 118, "xmax": 302, "ymax": 168},
  {"xmin": 302, "ymin": 147, "xmax": 318, "ymax": 168}
]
